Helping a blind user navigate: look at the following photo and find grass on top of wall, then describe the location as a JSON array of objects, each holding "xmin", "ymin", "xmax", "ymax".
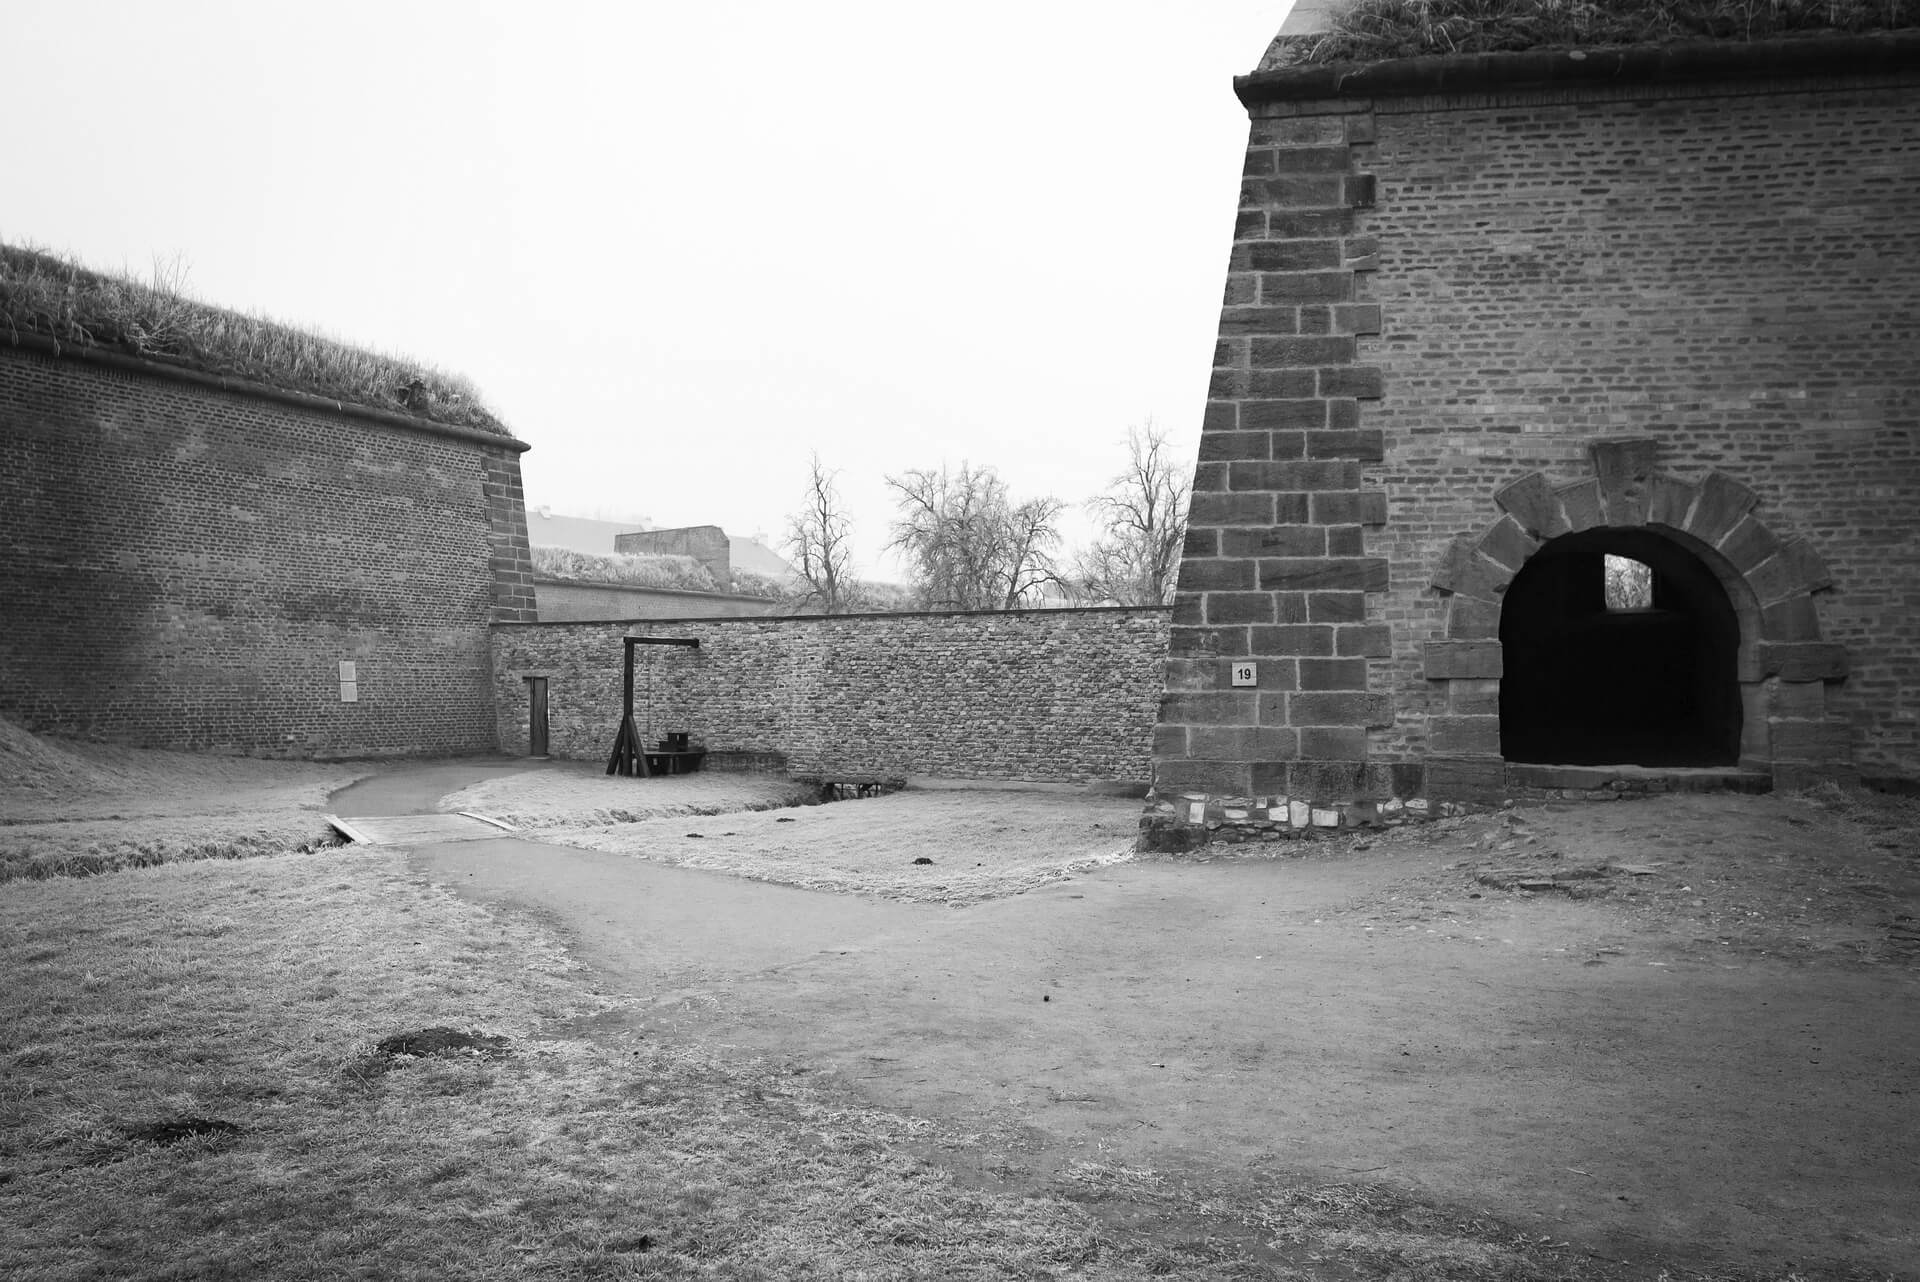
[
  {"xmin": 530, "ymin": 546, "xmax": 721, "ymax": 593},
  {"xmin": 728, "ymin": 567, "xmax": 794, "ymax": 600},
  {"xmin": 530, "ymin": 547, "xmax": 805, "ymax": 600},
  {"xmin": 0, "ymin": 243, "xmax": 512, "ymax": 437},
  {"xmin": 1269, "ymin": 0, "xmax": 1913, "ymax": 65}
]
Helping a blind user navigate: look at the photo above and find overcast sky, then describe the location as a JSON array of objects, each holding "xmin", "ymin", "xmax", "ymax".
[{"xmin": 9, "ymin": 1, "xmax": 1292, "ymax": 578}]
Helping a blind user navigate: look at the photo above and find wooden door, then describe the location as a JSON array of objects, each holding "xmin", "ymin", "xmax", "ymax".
[{"xmin": 526, "ymin": 678, "xmax": 549, "ymax": 758}]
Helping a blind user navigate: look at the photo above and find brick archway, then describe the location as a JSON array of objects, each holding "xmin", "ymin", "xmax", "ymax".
[{"xmin": 1423, "ymin": 439, "xmax": 1851, "ymax": 792}]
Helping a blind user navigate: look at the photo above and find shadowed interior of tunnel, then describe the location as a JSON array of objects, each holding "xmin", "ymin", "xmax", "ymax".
[{"xmin": 1499, "ymin": 528, "xmax": 1742, "ymax": 767}]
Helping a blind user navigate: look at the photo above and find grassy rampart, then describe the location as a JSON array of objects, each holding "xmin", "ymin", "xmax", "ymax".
[
  {"xmin": 0, "ymin": 243, "xmax": 511, "ymax": 436},
  {"xmin": 1270, "ymin": 0, "xmax": 1913, "ymax": 65}
]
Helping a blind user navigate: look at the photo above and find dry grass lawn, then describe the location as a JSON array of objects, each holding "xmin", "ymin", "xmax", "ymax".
[
  {"xmin": 438, "ymin": 762, "xmax": 817, "ymax": 829},
  {"xmin": 10, "ymin": 727, "xmax": 1902, "ymax": 1278},
  {"xmin": 521, "ymin": 787, "xmax": 1145, "ymax": 904},
  {"xmin": 0, "ymin": 846, "xmax": 1151, "ymax": 1280},
  {"xmin": 0, "ymin": 812, "xmax": 1698, "ymax": 1281}
]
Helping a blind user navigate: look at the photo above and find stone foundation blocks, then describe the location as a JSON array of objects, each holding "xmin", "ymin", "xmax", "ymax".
[
  {"xmin": 1135, "ymin": 784, "xmax": 1464, "ymax": 853},
  {"xmin": 1423, "ymin": 640, "xmax": 1503, "ymax": 680},
  {"xmin": 1760, "ymin": 642, "xmax": 1849, "ymax": 682},
  {"xmin": 1430, "ymin": 715, "xmax": 1501, "ymax": 757}
]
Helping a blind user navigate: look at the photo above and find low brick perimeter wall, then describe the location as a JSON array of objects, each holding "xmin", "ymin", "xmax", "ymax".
[{"xmin": 491, "ymin": 607, "xmax": 1169, "ymax": 784}]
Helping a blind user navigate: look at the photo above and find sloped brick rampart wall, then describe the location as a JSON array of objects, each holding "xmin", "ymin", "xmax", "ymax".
[
  {"xmin": 0, "ymin": 345, "xmax": 535, "ymax": 756},
  {"xmin": 491, "ymin": 608, "xmax": 1169, "ymax": 783},
  {"xmin": 1157, "ymin": 38, "xmax": 1920, "ymax": 814}
]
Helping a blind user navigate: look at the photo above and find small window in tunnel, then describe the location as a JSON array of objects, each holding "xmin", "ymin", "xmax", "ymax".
[{"xmin": 1604, "ymin": 554, "xmax": 1653, "ymax": 610}]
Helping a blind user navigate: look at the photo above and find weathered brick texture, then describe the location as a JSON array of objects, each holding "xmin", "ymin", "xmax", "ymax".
[
  {"xmin": 1363, "ymin": 70, "xmax": 1920, "ymax": 783},
  {"xmin": 1160, "ymin": 38, "xmax": 1920, "ymax": 802},
  {"xmin": 1164, "ymin": 94, "xmax": 1387, "ymax": 799},
  {"xmin": 0, "ymin": 346, "xmax": 532, "ymax": 756},
  {"xmin": 491, "ymin": 608, "xmax": 1170, "ymax": 783}
]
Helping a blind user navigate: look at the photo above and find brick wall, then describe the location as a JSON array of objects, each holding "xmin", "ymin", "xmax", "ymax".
[
  {"xmin": 1362, "ymin": 69, "xmax": 1920, "ymax": 783},
  {"xmin": 0, "ymin": 345, "xmax": 534, "ymax": 756},
  {"xmin": 491, "ymin": 608, "xmax": 1169, "ymax": 783},
  {"xmin": 1159, "ymin": 37, "xmax": 1920, "ymax": 803}
]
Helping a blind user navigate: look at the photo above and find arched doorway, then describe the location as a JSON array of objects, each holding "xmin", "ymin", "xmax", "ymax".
[
  {"xmin": 1422, "ymin": 442, "xmax": 1852, "ymax": 795},
  {"xmin": 1499, "ymin": 528, "xmax": 1741, "ymax": 766}
]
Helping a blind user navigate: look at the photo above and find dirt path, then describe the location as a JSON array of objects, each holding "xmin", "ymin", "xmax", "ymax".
[
  {"xmin": 398, "ymin": 782, "xmax": 1920, "ymax": 1278},
  {"xmin": 407, "ymin": 835, "xmax": 945, "ymax": 986},
  {"xmin": 328, "ymin": 759, "xmax": 559, "ymax": 817}
]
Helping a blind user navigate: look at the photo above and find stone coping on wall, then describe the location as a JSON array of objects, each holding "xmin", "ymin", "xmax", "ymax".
[
  {"xmin": 493, "ymin": 603, "xmax": 1172, "ymax": 627},
  {"xmin": 2, "ymin": 331, "xmax": 528, "ymax": 452},
  {"xmin": 1236, "ymin": 30, "xmax": 1920, "ymax": 106}
]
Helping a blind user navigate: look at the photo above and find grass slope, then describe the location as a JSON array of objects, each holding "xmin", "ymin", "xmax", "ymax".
[
  {"xmin": 0, "ymin": 242, "xmax": 510, "ymax": 436},
  {"xmin": 0, "ymin": 719, "xmax": 370, "ymax": 883},
  {"xmin": 530, "ymin": 545, "xmax": 721, "ymax": 593},
  {"xmin": 1270, "ymin": 0, "xmax": 1915, "ymax": 65}
]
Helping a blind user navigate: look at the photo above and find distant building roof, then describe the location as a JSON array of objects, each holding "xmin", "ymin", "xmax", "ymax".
[
  {"xmin": 525, "ymin": 511, "xmax": 640, "ymax": 556},
  {"xmin": 730, "ymin": 534, "xmax": 794, "ymax": 580},
  {"xmin": 526, "ymin": 509, "xmax": 793, "ymax": 580}
]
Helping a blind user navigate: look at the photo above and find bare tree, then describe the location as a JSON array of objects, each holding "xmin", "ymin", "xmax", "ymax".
[
  {"xmin": 885, "ymin": 463, "xmax": 1064, "ymax": 610},
  {"xmin": 1604, "ymin": 553, "xmax": 1653, "ymax": 610},
  {"xmin": 998, "ymin": 495, "xmax": 1067, "ymax": 609},
  {"xmin": 783, "ymin": 454, "xmax": 859, "ymax": 613},
  {"xmin": 1072, "ymin": 420, "xmax": 1189, "ymax": 606}
]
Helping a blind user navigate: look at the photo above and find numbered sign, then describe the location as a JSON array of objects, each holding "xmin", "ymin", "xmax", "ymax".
[{"xmin": 1230, "ymin": 662, "xmax": 1258, "ymax": 687}]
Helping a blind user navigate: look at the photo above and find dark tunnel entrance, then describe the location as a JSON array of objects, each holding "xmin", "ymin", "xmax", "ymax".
[{"xmin": 1499, "ymin": 528, "xmax": 1742, "ymax": 767}]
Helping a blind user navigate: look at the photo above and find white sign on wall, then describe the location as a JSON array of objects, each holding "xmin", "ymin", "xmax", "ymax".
[
  {"xmin": 1230, "ymin": 662, "xmax": 1258, "ymax": 687},
  {"xmin": 339, "ymin": 660, "xmax": 359, "ymax": 703}
]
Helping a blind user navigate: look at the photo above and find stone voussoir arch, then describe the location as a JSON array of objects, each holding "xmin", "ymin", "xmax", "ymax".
[{"xmin": 1421, "ymin": 438, "xmax": 1851, "ymax": 786}]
